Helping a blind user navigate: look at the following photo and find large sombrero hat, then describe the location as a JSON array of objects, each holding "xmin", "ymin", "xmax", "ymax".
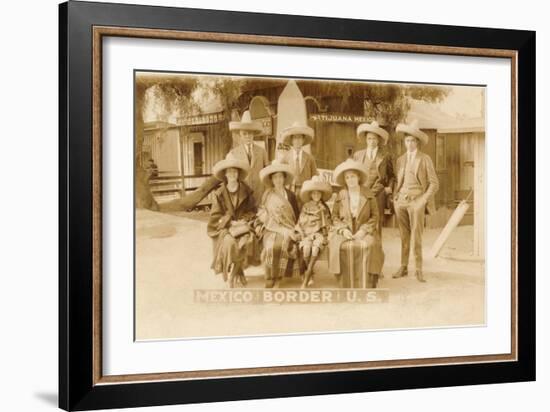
[
  {"xmin": 396, "ymin": 119, "xmax": 429, "ymax": 145},
  {"xmin": 228, "ymin": 110, "xmax": 263, "ymax": 134},
  {"xmin": 281, "ymin": 121, "xmax": 314, "ymax": 146},
  {"xmin": 356, "ymin": 120, "xmax": 389, "ymax": 145},
  {"xmin": 259, "ymin": 159, "xmax": 294, "ymax": 188},
  {"xmin": 212, "ymin": 153, "xmax": 250, "ymax": 181},
  {"xmin": 333, "ymin": 159, "xmax": 368, "ymax": 187},
  {"xmin": 300, "ymin": 175, "xmax": 332, "ymax": 203}
]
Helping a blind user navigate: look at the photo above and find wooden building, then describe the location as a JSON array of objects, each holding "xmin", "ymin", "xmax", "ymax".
[
  {"xmin": 406, "ymin": 102, "xmax": 485, "ymax": 258},
  {"xmin": 142, "ymin": 112, "xmax": 231, "ymax": 205}
]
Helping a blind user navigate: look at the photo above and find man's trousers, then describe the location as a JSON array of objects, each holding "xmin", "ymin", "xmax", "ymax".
[{"xmin": 394, "ymin": 193, "xmax": 426, "ymax": 270}]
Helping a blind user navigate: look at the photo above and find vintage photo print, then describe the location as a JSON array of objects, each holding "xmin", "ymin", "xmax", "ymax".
[{"xmin": 134, "ymin": 72, "xmax": 485, "ymax": 340}]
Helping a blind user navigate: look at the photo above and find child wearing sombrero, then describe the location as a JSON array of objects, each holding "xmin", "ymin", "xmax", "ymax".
[{"xmin": 296, "ymin": 176, "xmax": 333, "ymax": 288}]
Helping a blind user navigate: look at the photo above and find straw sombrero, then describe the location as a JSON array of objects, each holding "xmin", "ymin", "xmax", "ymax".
[
  {"xmin": 212, "ymin": 154, "xmax": 250, "ymax": 181},
  {"xmin": 281, "ymin": 121, "xmax": 314, "ymax": 146},
  {"xmin": 228, "ymin": 110, "xmax": 263, "ymax": 134},
  {"xmin": 356, "ymin": 120, "xmax": 389, "ymax": 145},
  {"xmin": 300, "ymin": 176, "xmax": 332, "ymax": 203},
  {"xmin": 259, "ymin": 159, "xmax": 294, "ymax": 188},
  {"xmin": 395, "ymin": 119, "xmax": 429, "ymax": 145},
  {"xmin": 333, "ymin": 159, "xmax": 368, "ymax": 187}
]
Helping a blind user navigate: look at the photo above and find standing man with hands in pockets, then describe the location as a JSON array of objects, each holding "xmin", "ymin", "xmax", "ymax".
[{"xmin": 392, "ymin": 120, "xmax": 439, "ymax": 283}]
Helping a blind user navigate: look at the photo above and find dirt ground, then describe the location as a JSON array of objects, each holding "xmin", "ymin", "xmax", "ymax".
[{"xmin": 135, "ymin": 209, "xmax": 485, "ymax": 340}]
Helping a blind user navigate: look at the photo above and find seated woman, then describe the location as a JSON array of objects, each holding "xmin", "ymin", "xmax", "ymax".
[
  {"xmin": 207, "ymin": 155, "xmax": 258, "ymax": 288},
  {"xmin": 328, "ymin": 159, "xmax": 385, "ymax": 289},
  {"xmin": 257, "ymin": 160, "xmax": 301, "ymax": 288}
]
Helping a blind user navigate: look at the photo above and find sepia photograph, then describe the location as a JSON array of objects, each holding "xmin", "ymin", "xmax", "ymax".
[{"xmin": 134, "ymin": 72, "xmax": 486, "ymax": 340}]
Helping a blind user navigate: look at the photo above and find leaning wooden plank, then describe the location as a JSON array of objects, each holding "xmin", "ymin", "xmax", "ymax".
[{"xmin": 429, "ymin": 199, "xmax": 471, "ymax": 259}]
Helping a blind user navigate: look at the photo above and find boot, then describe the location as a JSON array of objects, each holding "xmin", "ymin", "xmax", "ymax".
[
  {"xmin": 301, "ymin": 266, "xmax": 313, "ymax": 289},
  {"xmin": 229, "ymin": 262, "xmax": 240, "ymax": 289},
  {"xmin": 366, "ymin": 273, "xmax": 373, "ymax": 288},
  {"xmin": 392, "ymin": 266, "xmax": 408, "ymax": 279},
  {"xmin": 415, "ymin": 270, "xmax": 426, "ymax": 283},
  {"xmin": 265, "ymin": 278, "xmax": 275, "ymax": 288},
  {"xmin": 301, "ymin": 255, "xmax": 318, "ymax": 288},
  {"xmin": 238, "ymin": 268, "xmax": 247, "ymax": 286},
  {"xmin": 370, "ymin": 273, "xmax": 379, "ymax": 289}
]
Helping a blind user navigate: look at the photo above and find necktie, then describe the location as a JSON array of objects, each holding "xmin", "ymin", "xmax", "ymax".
[
  {"xmin": 246, "ymin": 144, "xmax": 252, "ymax": 164},
  {"xmin": 294, "ymin": 151, "xmax": 301, "ymax": 185},
  {"xmin": 407, "ymin": 152, "xmax": 413, "ymax": 167}
]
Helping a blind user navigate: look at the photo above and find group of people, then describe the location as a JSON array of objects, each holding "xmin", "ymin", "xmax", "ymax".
[{"xmin": 207, "ymin": 110, "xmax": 439, "ymax": 289}]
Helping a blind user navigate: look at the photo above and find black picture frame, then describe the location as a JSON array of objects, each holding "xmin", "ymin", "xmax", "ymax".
[{"xmin": 59, "ymin": 1, "xmax": 535, "ymax": 410}]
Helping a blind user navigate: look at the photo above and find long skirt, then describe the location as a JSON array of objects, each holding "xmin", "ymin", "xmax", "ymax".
[
  {"xmin": 211, "ymin": 231, "xmax": 258, "ymax": 281},
  {"xmin": 261, "ymin": 231, "xmax": 302, "ymax": 280},
  {"xmin": 329, "ymin": 236, "xmax": 385, "ymax": 288}
]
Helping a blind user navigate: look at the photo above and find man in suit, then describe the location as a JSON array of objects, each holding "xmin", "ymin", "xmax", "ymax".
[
  {"xmin": 353, "ymin": 120, "xmax": 395, "ymax": 235},
  {"xmin": 229, "ymin": 110, "xmax": 269, "ymax": 204},
  {"xmin": 392, "ymin": 120, "xmax": 439, "ymax": 283},
  {"xmin": 281, "ymin": 120, "xmax": 318, "ymax": 198}
]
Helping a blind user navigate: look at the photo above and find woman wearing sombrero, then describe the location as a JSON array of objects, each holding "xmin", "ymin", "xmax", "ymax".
[
  {"xmin": 328, "ymin": 159, "xmax": 385, "ymax": 289},
  {"xmin": 207, "ymin": 154, "xmax": 258, "ymax": 288},
  {"xmin": 256, "ymin": 159, "xmax": 302, "ymax": 288}
]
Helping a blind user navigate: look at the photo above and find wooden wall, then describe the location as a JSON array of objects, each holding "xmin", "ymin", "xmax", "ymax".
[
  {"xmin": 142, "ymin": 127, "xmax": 181, "ymax": 174},
  {"xmin": 312, "ymin": 122, "xmax": 360, "ymax": 169},
  {"xmin": 179, "ymin": 122, "xmax": 232, "ymax": 177}
]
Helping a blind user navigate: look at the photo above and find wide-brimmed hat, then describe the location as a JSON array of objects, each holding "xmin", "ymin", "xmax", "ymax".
[
  {"xmin": 212, "ymin": 154, "xmax": 250, "ymax": 181},
  {"xmin": 281, "ymin": 121, "xmax": 314, "ymax": 146},
  {"xmin": 229, "ymin": 110, "xmax": 263, "ymax": 134},
  {"xmin": 300, "ymin": 175, "xmax": 332, "ymax": 202},
  {"xmin": 356, "ymin": 120, "xmax": 389, "ymax": 145},
  {"xmin": 259, "ymin": 159, "xmax": 294, "ymax": 188},
  {"xmin": 333, "ymin": 159, "xmax": 368, "ymax": 187},
  {"xmin": 396, "ymin": 119, "xmax": 429, "ymax": 145}
]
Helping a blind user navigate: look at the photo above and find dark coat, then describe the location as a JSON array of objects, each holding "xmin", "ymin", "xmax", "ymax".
[
  {"xmin": 207, "ymin": 182, "xmax": 257, "ymax": 238},
  {"xmin": 288, "ymin": 150, "xmax": 319, "ymax": 188},
  {"xmin": 230, "ymin": 143, "xmax": 269, "ymax": 203},
  {"xmin": 352, "ymin": 149, "xmax": 395, "ymax": 195},
  {"xmin": 285, "ymin": 188, "xmax": 300, "ymax": 221}
]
